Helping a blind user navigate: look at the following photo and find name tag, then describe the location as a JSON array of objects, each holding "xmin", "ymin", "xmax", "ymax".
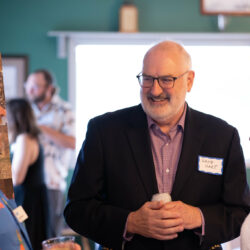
[
  {"xmin": 198, "ymin": 156, "xmax": 223, "ymax": 175},
  {"xmin": 13, "ymin": 206, "xmax": 28, "ymax": 223}
]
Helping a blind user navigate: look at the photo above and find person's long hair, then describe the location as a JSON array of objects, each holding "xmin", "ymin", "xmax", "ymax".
[{"xmin": 6, "ymin": 98, "xmax": 40, "ymax": 142}]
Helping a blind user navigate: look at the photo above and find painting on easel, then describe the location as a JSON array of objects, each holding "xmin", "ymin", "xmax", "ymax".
[{"xmin": 0, "ymin": 53, "xmax": 14, "ymax": 199}]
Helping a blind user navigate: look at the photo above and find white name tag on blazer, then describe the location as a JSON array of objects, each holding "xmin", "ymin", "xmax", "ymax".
[
  {"xmin": 198, "ymin": 156, "xmax": 223, "ymax": 175},
  {"xmin": 13, "ymin": 206, "xmax": 28, "ymax": 223}
]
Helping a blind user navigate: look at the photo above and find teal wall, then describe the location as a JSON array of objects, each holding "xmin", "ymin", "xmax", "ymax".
[
  {"xmin": 1, "ymin": 0, "xmax": 250, "ymax": 182},
  {"xmin": 2, "ymin": 0, "xmax": 250, "ymax": 98}
]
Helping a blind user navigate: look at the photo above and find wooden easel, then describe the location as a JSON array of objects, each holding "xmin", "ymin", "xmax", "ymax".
[{"xmin": 0, "ymin": 53, "xmax": 14, "ymax": 199}]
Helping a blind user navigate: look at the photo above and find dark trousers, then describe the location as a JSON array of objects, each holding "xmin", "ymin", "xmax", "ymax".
[{"xmin": 48, "ymin": 189, "xmax": 65, "ymax": 237}]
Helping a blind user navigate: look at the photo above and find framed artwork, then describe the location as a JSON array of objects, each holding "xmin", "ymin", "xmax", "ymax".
[
  {"xmin": 201, "ymin": 0, "xmax": 250, "ymax": 15},
  {"xmin": 1, "ymin": 55, "xmax": 28, "ymax": 100}
]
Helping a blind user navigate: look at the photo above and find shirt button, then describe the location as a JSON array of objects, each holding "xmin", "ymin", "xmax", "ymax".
[{"xmin": 166, "ymin": 168, "xmax": 170, "ymax": 173}]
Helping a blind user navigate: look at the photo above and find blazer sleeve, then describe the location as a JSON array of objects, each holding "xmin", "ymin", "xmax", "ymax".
[
  {"xmin": 200, "ymin": 128, "xmax": 250, "ymax": 248},
  {"xmin": 64, "ymin": 118, "xmax": 130, "ymax": 249}
]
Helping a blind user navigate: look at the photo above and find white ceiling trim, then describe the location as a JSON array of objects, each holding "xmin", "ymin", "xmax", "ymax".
[{"xmin": 48, "ymin": 31, "xmax": 250, "ymax": 59}]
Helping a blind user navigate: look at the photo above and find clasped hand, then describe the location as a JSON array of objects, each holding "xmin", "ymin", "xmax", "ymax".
[{"xmin": 127, "ymin": 201, "xmax": 202, "ymax": 240}]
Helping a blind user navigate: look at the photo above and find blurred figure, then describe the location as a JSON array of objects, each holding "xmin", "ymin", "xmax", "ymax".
[
  {"xmin": 7, "ymin": 98, "xmax": 51, "ymax": 250},
  {"xmin": 0, "ymin": 189, "xmax": 32, "ymax": 250},
  {"xmin": 25, "ymin": 69, "xmax": 75, "ymax": 237},
  {"xmin": 241, "ymin": 213, "xmax": 250, "ymax": 250}
]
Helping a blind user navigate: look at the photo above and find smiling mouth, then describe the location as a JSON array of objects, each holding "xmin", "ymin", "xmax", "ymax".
[{"xmin": 149, "ymin": 96, "xmax": 170, "ymax": 103}]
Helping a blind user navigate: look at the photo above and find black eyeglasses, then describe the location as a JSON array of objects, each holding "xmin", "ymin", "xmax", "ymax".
[{"xmin": 136, "ymin": 71, "xmax": 189, "ymax": 89}]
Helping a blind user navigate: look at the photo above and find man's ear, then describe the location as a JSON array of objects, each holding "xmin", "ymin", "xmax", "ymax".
[
  {"xmin": 47, "ymin": 84, "xmax": 56, "ymax": 95},
  {"xmin": 50, "ymin": 85, "xmax": 56, "ymax": 96},
  {"xmin": 187, "ymin": 70, "xmax": 195, "ymax": 92}
]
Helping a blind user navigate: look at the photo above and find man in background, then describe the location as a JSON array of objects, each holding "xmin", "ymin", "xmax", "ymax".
[{"xmin": 25, "ymin": 69, "xmax": 75, "ymax": 237}]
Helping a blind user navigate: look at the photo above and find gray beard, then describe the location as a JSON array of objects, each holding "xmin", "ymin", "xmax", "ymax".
[{"xmin": 33, "ymin": 93, "xmax": 46, "ymax": 104}]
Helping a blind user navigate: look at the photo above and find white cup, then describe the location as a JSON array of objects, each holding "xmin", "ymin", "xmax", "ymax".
[{"xmin": 151, "ymin": 193, "xmax": 172, "ymax": 204}]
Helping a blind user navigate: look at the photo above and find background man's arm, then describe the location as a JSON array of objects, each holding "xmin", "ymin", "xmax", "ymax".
[{"xmin": 39, "ymin": 125, "xmax": 75, "ymax": 149}]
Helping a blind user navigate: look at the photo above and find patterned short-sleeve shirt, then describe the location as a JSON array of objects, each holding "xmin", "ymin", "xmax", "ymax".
[{"xmin": 32, "ymin": 94, "xmax": 75, "ymax": 191}]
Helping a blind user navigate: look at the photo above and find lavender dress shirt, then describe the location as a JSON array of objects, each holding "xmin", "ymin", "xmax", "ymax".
[{"xmin": 147, "ymin": 105, "xmax": 186, "ymax": 194}]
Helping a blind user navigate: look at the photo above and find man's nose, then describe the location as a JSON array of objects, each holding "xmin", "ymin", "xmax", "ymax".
[{"xmin": 150, "ymin": 78, "xmax": 163, "ymax": 96}]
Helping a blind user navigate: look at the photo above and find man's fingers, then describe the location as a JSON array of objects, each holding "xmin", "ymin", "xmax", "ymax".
[
  {"xmin": 157, "ymin": 218, "xmax": 183, "ymax": 229},
  {"xmin": 155, "ymin": 233, "xmax": 178, "ymax": 241},
  {"xmin": 153, "ymin": 222, "xmax": 184, "ymax": 234},
  {"xmin": 128, "ymin": 201, "xmax": 185, "ymax": 240},
  {"xmin": 152, "ymin": 224, "xmax": 184, "ymax": 240},
  {"xmin": 148, "ymin": 201, "xmax": 164, "ymax": 210},
  {"xmin": 151, "ymin": 208, "xmax": 181, "ymax": 220},
  {"xmin": 161, "ymin": 210, "xmax": 182, "ymax": 219},
  {"xmin": 162, "ymin": 201, "xmax": 202, "ymax": 229}
]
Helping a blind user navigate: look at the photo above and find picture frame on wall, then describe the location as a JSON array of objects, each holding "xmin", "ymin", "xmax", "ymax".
[
  {"xmin": 1, "ymin": 55, "xmax": 28, "ymax": 100},
  {"xmin": 201, "ymin": 0, "xmax": 250, "ymax": 15}
]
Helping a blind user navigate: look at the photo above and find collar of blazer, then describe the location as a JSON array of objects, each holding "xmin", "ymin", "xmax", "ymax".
[
  {"xmin": 125, "ymin": 104, "xmax": 204, "ymax": 201},
  {"xmin": 125, "ymin": 104, "xmax": 158, "ymax": 201},
  {"xmin": 171, "ymin": 106, "xmax": 204, "ymax": 199}
]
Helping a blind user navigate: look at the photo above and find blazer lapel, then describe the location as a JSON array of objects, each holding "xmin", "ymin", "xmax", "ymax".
[
  {"xmin": 171, "ymin": 107, "xmax": 204, "ymax": 199},
  {"xmin": 125, "ymin": 105, "xmax": 158, "ymax": 201}
]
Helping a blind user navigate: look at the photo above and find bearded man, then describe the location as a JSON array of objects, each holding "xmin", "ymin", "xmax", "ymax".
[
  {"xmin": 25, "ymin": 69, "xmax": 75, "ymax": 237},
  {"xmin": 64, "ymin": 41, "xmax": 250, "ymax": 250}
]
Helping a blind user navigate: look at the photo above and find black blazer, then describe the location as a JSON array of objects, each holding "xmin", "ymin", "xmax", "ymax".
[{"xmin": 65, "ymin": 104, "xmax": 250, "ymax": 250}]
